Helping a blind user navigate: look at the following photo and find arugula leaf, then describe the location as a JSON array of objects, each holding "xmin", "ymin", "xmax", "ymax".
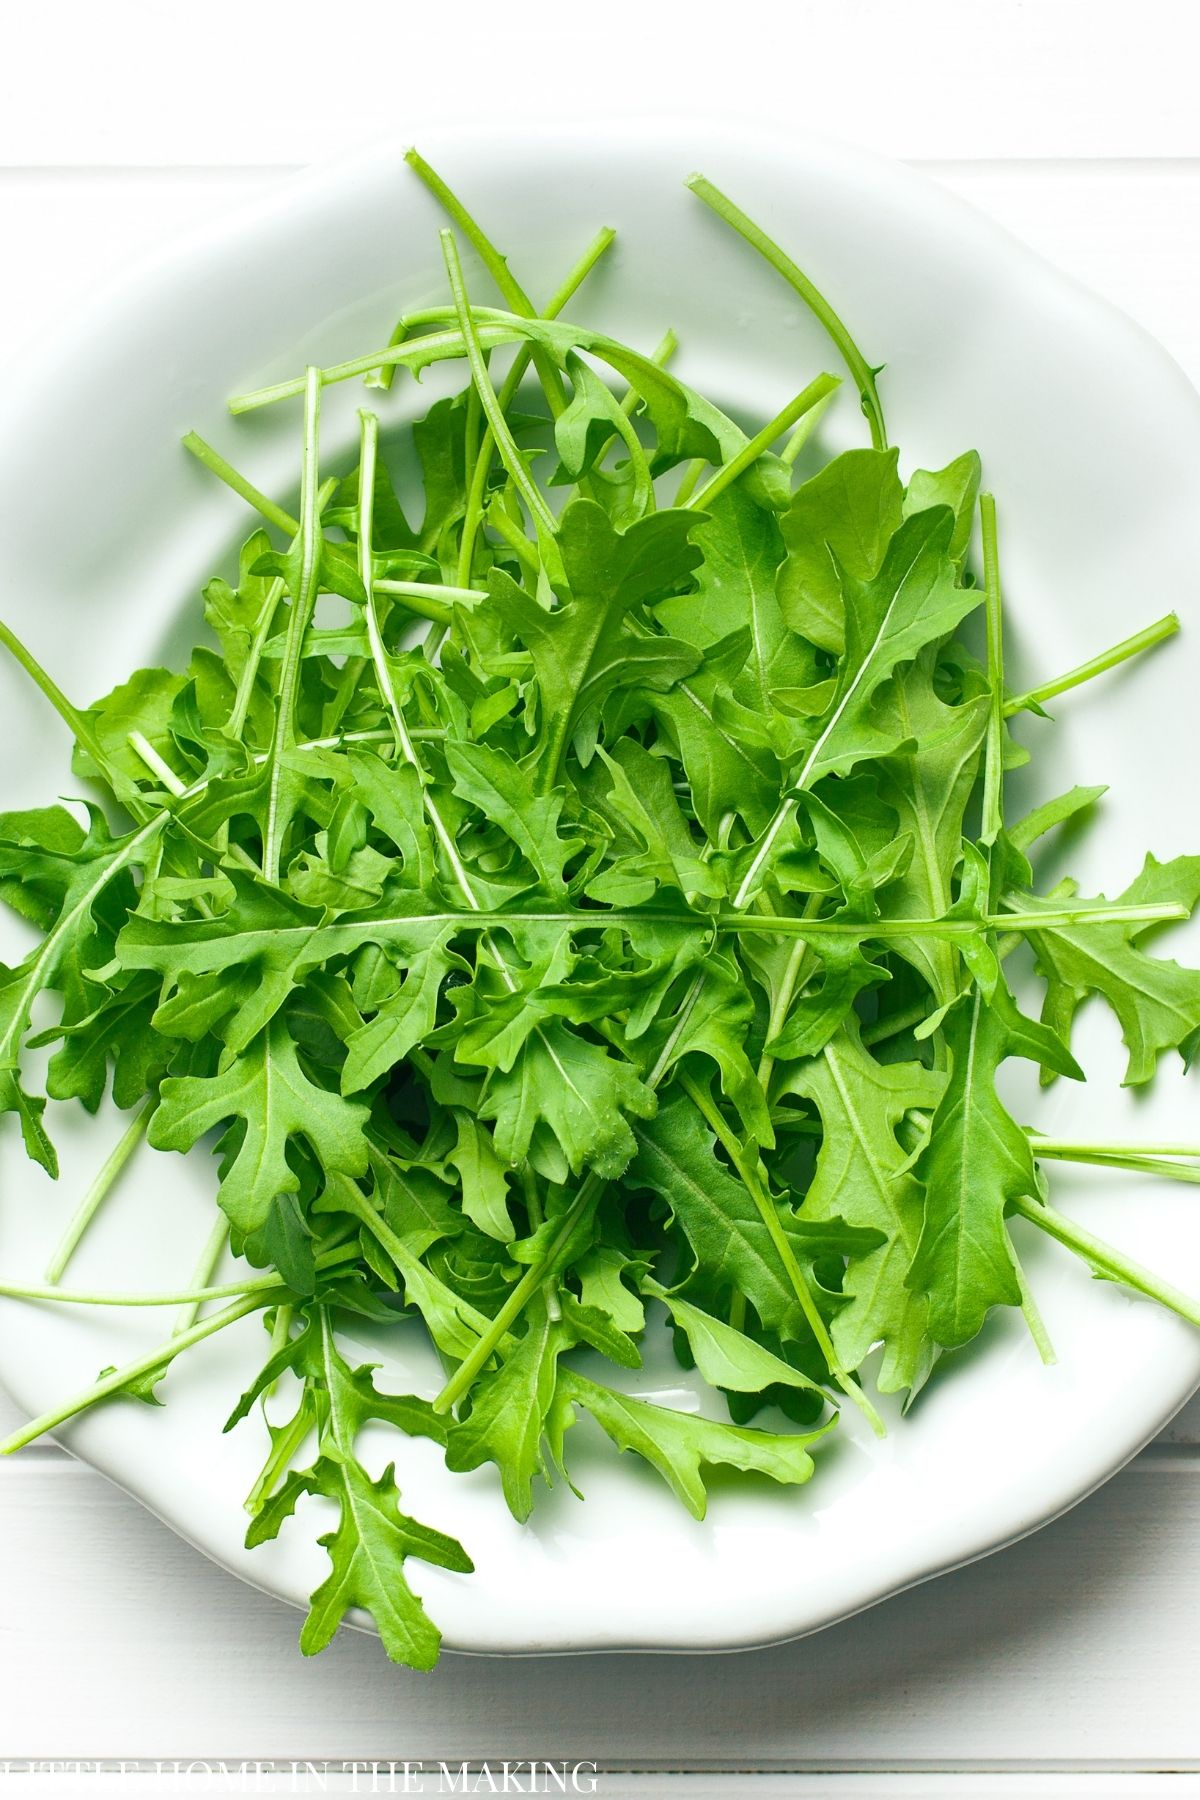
[
  {"xmin": 1020, "ymin": 856, "xmax": 1200, "ymax": 1083},
  {"xmin": 555, "ymin": 1368, "xmax": 826, "ymax": 1517},
  {"xmin": 646, "ymin": 1282, "xmax": 826, "ymax": 1401},
  {"xmin": 445, "ymin": 1296, "xmax": 565, "ymax": 1520},
  {"xmin": 491, "ymin": 500, "xmax": 702, "ymax": 778},
  {"xmin": 782, "ymin": 1020, "xmax": 943, "ymax": 1394},
  {"xmin": 777, "ymin": 448, "xmax": 903, "ymax": 653},
  {"xmin": 908, "ymin": 984, "xmax": 1082, "ymax": 1347},
  {"xmin": 150, "ymin": 1017, "xmax": 370, "ymax": 1240},
  {"xmin": 241, "ymin": 1310, "xmax": 470, "ymax": 1667}
]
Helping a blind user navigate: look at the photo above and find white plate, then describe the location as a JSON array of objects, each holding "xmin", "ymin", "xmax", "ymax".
[{"xmin": 1, "ymin": 123, "xmax": 1199, "ymax": 1656}]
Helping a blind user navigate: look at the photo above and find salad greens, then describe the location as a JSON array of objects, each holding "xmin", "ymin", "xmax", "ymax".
[{"xmin": 1, "ymin": 151, "xmax": 1198, "ymax": 1668}]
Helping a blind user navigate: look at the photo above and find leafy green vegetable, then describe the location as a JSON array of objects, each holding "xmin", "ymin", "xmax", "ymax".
[{"xmin": 1, "ymin": 153, "xmax": 1197, "ymax": 1673}]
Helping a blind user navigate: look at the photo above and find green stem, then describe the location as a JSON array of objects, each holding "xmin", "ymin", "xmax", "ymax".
[
  {"xmin": 226, "ymin": 476, "xmax": 339, "ymax": 743},
  {"xmin": 227, "ymin": 309, "xmax": 474, "ymax": 412},
  {"xmin": 685, "ymin": 173, "xmax": 887, "ymax": 450},
  {"xmin": 375, "ymin": 579, "xmax": 484, "ymax": 630},
  {"xmin": 860, "ymin": 1000, "xmax": 929, "ymax": 1049},
  {"xmin": 1031, "ymin": 1137, "xmax": 1200, "ymax": 1158},
  {"xmin": 672, "ymin": 460, "xmax": 705, "ymax": 506},
  {"xmin": 456, "ymin": 228, "xmax": 616, "ymax": 586},
  {"xmin": 521, "ymin": 1165, "xmax": 562, "ymax": 1323},
  {"xmin": 227, "ymin": 322, "xmax": 517, "ymax": 415},
  {"xmin": 486, "ymin": 504, "xmax": 540, "ymax": 575},
  {"xmin": 405, "ymin": 148, "xmax": 570, "ymax": 418},
  {"xmin": 1, "ymin": 1273, "xmax": 285, "ymax": 1307},
  {"xmin": 127, "ymin": 730, "xmax": 185, "ymax": 797},
  {"xmin": 181, "ymin": 432, "xmax": 297, "ymax": 535},
  {"xmin": 0, "ymin": 1294, "xmax": 267, "ymax": 1455},
  {"xmin": 0, "ymin": 617, "xmax": 112, "ymax": 779},
  {"xmin": 1005, "ymin": 612, "xmax": 1179, "ymax": 717},
  {"xmin": 678, "ymin": 1069, "xmax": 884, "ymax": 1437},
  {"xmin": 755, "ymin": 891, "xmax": 825, "ymax": 1092},
  {"xmin": 1013, "ymin": 1193, "xmax": 1200, "ymax": 1330},
  {"xmin": 406, "ymin": 148, "xmax": 533, "ymax": 311},
  {"xmin": 440, "ymin": 231, "xmax": 558, "ymax": 542},
  {"xmin": 44, "ymin": 1098, "xmax": 155, "ymax": 1283},
  {"xmin": 262, "ymin": 366, "xmax": 323, "ymax": 880},
  {"xmin": 245, "ymin": 1396, "xmax": 313, "ymax": 1516},
  {"xmin": 979, "ymin": 492, "xmax": 1005, "ymax": 850},
  {"xmin": 174, "ymin": 1216, "xmax": 230, "ymax": 1335},
  {"xmin": 689, "ymin": 373, "xmax": 840, "ymax": 511},
  {"xmin": 1030, "ymin": 1144, "xmax": 1200, "ymax": 1186},
  {"xmin": 433, "ymin": 1174, "xmax": 603, "ymax": 1414},
  {"xmin": 780, "ymin": 384, "xmax": 837, "ymax": 466},
  {"xmin": 1009, "ymin": 1244, "xmax": 1057, "ymax": 1365}
]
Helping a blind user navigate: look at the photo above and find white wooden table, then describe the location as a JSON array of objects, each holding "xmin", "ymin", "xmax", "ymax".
[{"xmin": 3, "ymin": 2, "xmax": 1200, "ymax": 1790}]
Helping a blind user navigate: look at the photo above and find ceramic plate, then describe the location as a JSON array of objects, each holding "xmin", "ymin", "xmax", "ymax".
[{"xmin": 1, "ymin": 123, "xmax": 1199, "ymax": 1654}]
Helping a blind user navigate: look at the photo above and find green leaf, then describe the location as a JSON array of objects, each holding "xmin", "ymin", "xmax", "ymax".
[
  {"xmin": 637, "ymin": 628, "xmax": 781, "ymax": 837},
  {"xmin": 583, "ymin": 738, "xmax": 724, "ymax": 907},
  {"xmin": 782, "ymin": 1020, "xmax": 943, "ymax": 1394},
  {"xmin": 777, "ymin": 447, "xmax": 903, "ymax": 653},
  {"xmin": 793, "ymin": 506, "xmax": 982, "ymax": 790},
  {"xmin": 0, "ymin": 807, "xmax": 161, "ymax": 1171},
  {"xmin": 445, "ymin": 1107, "xmax": 514, "ymax": 1242},
  {"xmin": 659, "ymin": 486, "xmax": 817, "ymax": 714},
  {"xmin": 149, "ymin": 1017, "xmax": 370, "ymax": 1238},
  {"xmin": 629, "ymin": 1093, "xmax": 877, "ymax": 1346},
  {"xmin": 341, "ymin": 929, "xmax": 458, "ymax": 1093},
  {"xmin": 242, "ymin": 1311, "xmax": 470, "ymax": 1668},
  {"xmin": 556, "ymin": 1368, "xmax": 825, "ymax": 1518},
  {"xmin": 872, "ymin": 659, "xmax": 991, "ymax": 1004},
  {"xmin": 908, "ymin": 984, "xmax": 1081, "ymax": 1348},
  {"xmin": 445, "ymin": 1297, "xmax": 565, "ymax": 1520},
  {"xmin": 445, "ymin": 738, "xmax": 581, "ymax": 895},
  {"xmin": 904, "ymin": 451, "xmax": 982, "ymax": 564},
  {"xmin": 1020, "ymin": 855, "xmax": 1200, "ymax": 1084},
  {"xmin": 646, "ymin": 1283, "xmax": 825, "ymax": 1400},
  {"xmin": 491, "ymin": 500, "xmax": 702, "ymax": 778},
  {"xmin": 480, "ymin": 1018, "xmax": 656, "ymax": 1181}
]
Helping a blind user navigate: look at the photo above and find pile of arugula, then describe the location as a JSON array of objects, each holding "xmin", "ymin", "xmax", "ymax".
[{"xmin": 1, "ymin": 153, "xmax": 1198, "ymax": 1669}]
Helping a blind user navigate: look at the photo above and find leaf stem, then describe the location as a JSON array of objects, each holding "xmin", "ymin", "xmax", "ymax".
[
  {"xmin": 406, "ymin": 148, "xmax": 533, "ymax": 312},
  {"xmin": 226, "ymin": 477, "xmax": 339, "ymax": 743},
  {"xmin": 261, "ymin": 366, "xmax": 323, "ymax": 880},
  {"xmin": 685, "ymin": 173, "xmax": 887, "ymax": 450},
  {"xmin": 1008, "ymin": 1245, "xmax": 1057, "ymax": 1365},
  {"xmin": 174, "ymin": 1215, "xmax": 231, "ymax": 1334},
  {"xmin": 440, "ymin": 231, "xmax": 558, "ymax": 544},
  {"xmin": 0, "ymin": 616, "xmax": 112, "ymax": 777},
  {"xmin": 1013, "ymin": 1193, "xmax": 1200, "ymax": 1330},
  {"xmin": 1, "ymin": 1273, "xmax": 285, "ymax": 1307},
  {"xmin": 780, "ymin": 384, "xmax": 837, "ymax": 466},
  {"xmin": 979, "ymin": 491, "xmax": 1005, "ymax": 849},
  {"xmin": 688, "ymin": 373, "xmax": 840, "ymax": 512},
  {"xmin": 1029, "ymin": 1143, "xmax": 1200, "ymax": 1186},
  {"xmin": 678, "ymin": 1069, "xmax": 885, "ymax": 1437},
  {"xmin": 181, "ymin": 432, "xmax": 297, "ymax": 536},
  {"xmin": 1005, "ymin": 612, "xmax": 1179, "ymax": 717},
  {"xmin": 127, "ymin": 730, "xmax": 186, "ymax": 796},
  {"xmin": 623, "ymin": 328, "xmax": 677, "ymax": 414},
  {"xmin": 455, "ymin": 228, "xmax": 616, "ymax": 586},
  {"xmin": 0, "ymin": 1294, "xmax": 267, "ymax": 1455},
  {"xmin": 43, "ymin": 1097, "xmax": 155, "ymax": 1283},
  {"xmin": 433, "ymin": 1173, "xmax": 603, "ymax": 1414},
  {"xmin": 1030, "ymin": 1137, "xmax": 1200, "ymax": 1158}
]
